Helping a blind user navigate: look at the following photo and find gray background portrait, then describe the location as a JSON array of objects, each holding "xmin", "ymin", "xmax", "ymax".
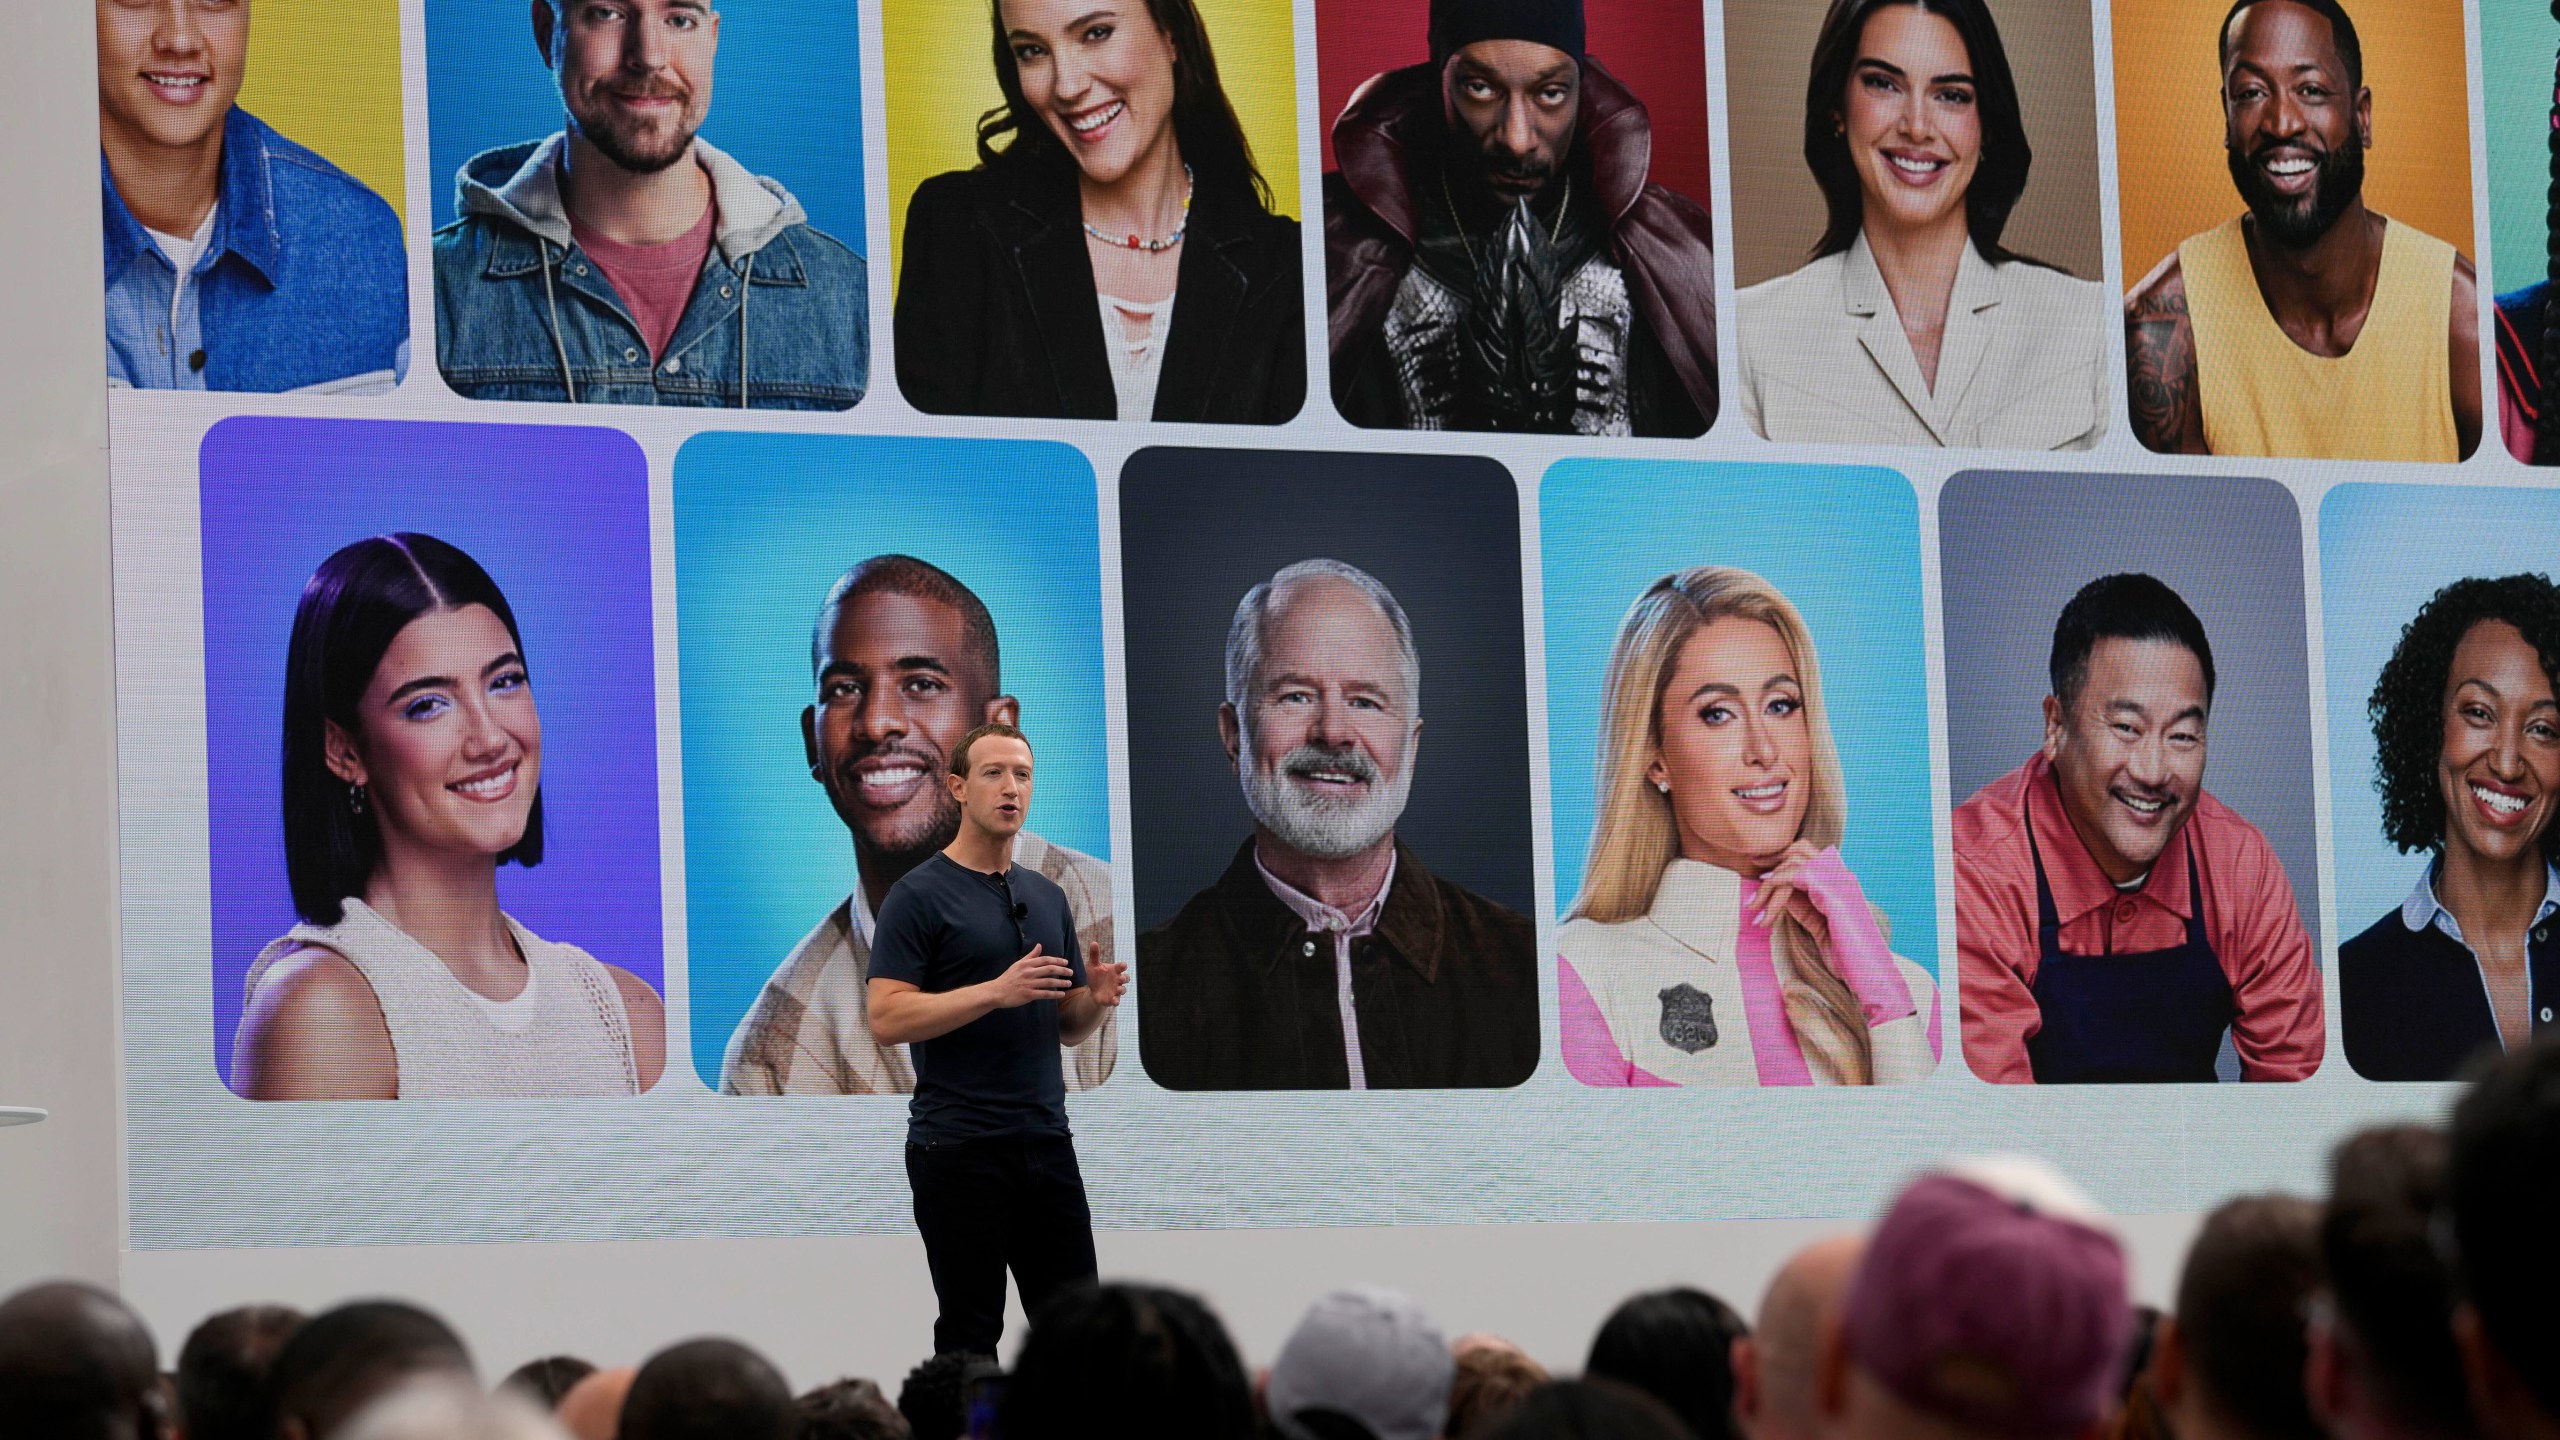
[
  {"xmin": 1723, "ymin": 0, "xmax": 2105, "ymax": 288},
  {"xmin": 1939, "ymin": 470, "xmax": 2321, "ymax": 940},
  {"xmin": 1120, "ymin": 448, "xmax": 1537, "ymax": 931}
]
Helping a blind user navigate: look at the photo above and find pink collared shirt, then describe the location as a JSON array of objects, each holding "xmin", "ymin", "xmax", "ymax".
[{"xmin": 1255, "ymin": 848, "xmax": 1397, "ymax": 1090}]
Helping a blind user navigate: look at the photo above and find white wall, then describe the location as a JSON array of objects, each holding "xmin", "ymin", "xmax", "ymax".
[
  {"xmin": 0, "ymin": 0, "xmax": 124, "ymax": 1296},
  {"xmin": 122, "ymin": 1212, "xmax": 2202, "ymax": 1388}
]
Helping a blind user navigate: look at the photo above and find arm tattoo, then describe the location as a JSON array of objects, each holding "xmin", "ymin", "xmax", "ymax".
[{"xmin": 2127, "ymin": 287, "xmax": 2200, "ymax": 454}]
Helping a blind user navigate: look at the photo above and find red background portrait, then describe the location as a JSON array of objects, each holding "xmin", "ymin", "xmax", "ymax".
[{"xmin": 1313, "ymin": 0, "xmax": 1712, "ymax": 208}]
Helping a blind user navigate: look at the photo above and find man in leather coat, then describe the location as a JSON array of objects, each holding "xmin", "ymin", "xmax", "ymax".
[{"xmin": 1325, "ymin": 0, "xmax": 1717, "ymax": 436}]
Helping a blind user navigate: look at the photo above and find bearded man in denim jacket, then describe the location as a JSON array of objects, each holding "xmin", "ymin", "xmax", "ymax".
[
  {"xmin": 433, "ymin": 0, "xmax": 868, "ymax": 410},
  {"xmin": 98, "ymin": 0, "xmax": 408, "ymax": 395}
]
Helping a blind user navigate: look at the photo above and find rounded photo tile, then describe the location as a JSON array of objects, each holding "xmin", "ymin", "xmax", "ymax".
[
  {"xmin": 1542, "ymin": 459, "xmax": 1943, "ymax": 1088},
  {"xmin": 1941, "ymin": 470, "xmax": 2324, "ymax": 1085},
  {"xmin": 199, "ymin": 418, "xmax": 667, "ymax": 1100},
  {"xmin": 1120, "ymin": 447, "xmax": 1540, "ymax": 1090},
  {"xmin": 2321, "ymin": 483, "xmax": 2560, "ymax": 1078}
]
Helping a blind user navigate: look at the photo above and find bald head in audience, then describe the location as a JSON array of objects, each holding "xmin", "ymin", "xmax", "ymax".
[
  {"xmin": 556, "ymin": 1366, "xmax": 637, "ymax": 1440},
  {"xmin": 0, "ymin": 1282, "xmax": 165, "ymax": 1440},
  {"xmin": 1735, "ymin": 1237, "xmax": 1865, "ymax": 1440}
]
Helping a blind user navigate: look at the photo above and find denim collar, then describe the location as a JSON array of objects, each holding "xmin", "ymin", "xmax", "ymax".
[{"xmin": 100, "ymin": 106, "xmax": 282, "ymax": 287}]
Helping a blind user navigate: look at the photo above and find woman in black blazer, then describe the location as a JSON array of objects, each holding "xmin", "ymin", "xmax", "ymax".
[{"xmin": 895, "ymin": 0, "xmax": 1303, "ymax": 425}]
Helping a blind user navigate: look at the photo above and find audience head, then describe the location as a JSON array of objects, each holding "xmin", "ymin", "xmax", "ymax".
[
  {"xmin": 620, "ymin": 1338, "xmax": 794, "ymax": 1440},
  {"xmin": 2156, "ymin": 1195, "xmax": 2324, "ymax": 1440},
  {"xmin": 2310, "ymin": 1126, "xmax": 2473, "ymax": 1440},
  {"xmin": 1585, "ymin": 1287, "xmax": 1750, "ymax": 1440},
  {"xmin": 0, "ymin": 1281, "xmax": 165, "ymax": 1440},
  {"xmin": 1830, "ymin": 1159, "xmax": 2128, "ymax": 1440},
  {"xmin": 337, "ymin": 1377, "xmax": 568, "ymax": 1440},
  {"xmin": 999, "ymin": 1281, "xmax": 1254, "ymax": 1440},
  {"xmin": 1266, "ymin": 1286, "xmax": 1455, "ymax": 1440},
  {"xmin": 1737, "ymin": 1235, "xmax": 1866, "ymax": 1440},
  {"xmin": 264, "ymin": 1301, "xmax": 473, "ymax": 1440},
  {"xmin": 2447, "ymin": 1036, "xmax": 2560, "ymax": 1440},
  {"xmin": 554, "ymin": 1366, "xmax": 635, "ymax": 1440},
  {"xmin": 1486, "ymin": 1379, "xmax": 1693, "ymax": 1440},
  {"xmin": 176, "ymin": 1304, "xmax": 305, "ymax": 1440},
  {"xmin": 1448, "ymin": 1336, "xmax": 1549, "ymax": 1440},
  {"xmin": 500, "ymin": 1355, "xmax": 596, "ymax": 1413},
  {"xmin": 798, "ymin": 1377, "xmax": 913, "ymax": 1440},
  {"xmin": 895, "ymin": 1352, "xmax": 987, "ymax": 1440}
]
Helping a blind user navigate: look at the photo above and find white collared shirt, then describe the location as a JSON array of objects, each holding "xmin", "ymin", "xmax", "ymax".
[
  {"xmin": 2402, "ymin": 860, "xmax": 2560, "ymax": 1033},
  {"xmin": 1254, "ymin": 849, "xmax": 1397, "ymax": 1090}
]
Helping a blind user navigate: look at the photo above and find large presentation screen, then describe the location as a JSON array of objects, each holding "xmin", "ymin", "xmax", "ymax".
[{"xmin": 103, "ymin": 0, "xmax": 2549, "ymax": 1252}]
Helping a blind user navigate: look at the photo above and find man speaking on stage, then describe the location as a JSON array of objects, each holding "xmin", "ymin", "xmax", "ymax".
[{"xmin": 865, "ymin": 722, "xmax": 1127, "ymax": 1359}]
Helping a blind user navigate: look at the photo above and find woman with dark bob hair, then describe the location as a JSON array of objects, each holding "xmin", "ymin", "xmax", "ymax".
[
  {"xmin": 893, "ymin": 0, "xmax": 1302, "ymax": 424},
  {"xmin": 1733, "ymin": 0, "xmax": 2106, "ymax": 449},
  {"xmin": 1583, "ymin": 1287, "xmax": 1750, "ymax": 1440},
  {"xmin": 229, "ymin": 533, "xmax": 664, "ymax": 1100},
  {"xmin": 2340, "ymin": 573, "xmax": 2560, "ymax": 1080}
]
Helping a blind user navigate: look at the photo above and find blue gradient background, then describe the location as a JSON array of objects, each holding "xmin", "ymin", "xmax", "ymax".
[
  {"xmin": 2321, "ymin": 483, "xmax": 2560, "ymax": 941},
  {"xmin": 1542, "ymin": 461, "xmax": 1940, "ymax": 976},
  {"xmin": 424, "ymin": 0, "xmax": 869, "ymax": 250},
  {"xmin": 674, "ymin": 434, "xmax": 1109, "ymax": 1088},
  {"xmin": 199, "ymin": 418, "xmax": 663, "ymax": 1089}
]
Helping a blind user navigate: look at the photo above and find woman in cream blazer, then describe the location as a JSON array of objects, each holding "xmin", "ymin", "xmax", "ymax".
[
  {"xmin": 1558, "ymin": 568, "xmax": 1940, "ymax": 1088},
  {"xmin": 1735, "ymin": 0, "xmax": 2107, "ymax": 450}
]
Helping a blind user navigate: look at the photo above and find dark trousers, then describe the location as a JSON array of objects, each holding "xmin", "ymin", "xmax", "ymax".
[{"xmin": 904, "ymin": 1134, "xmax": 1097, "ymax": 1356}]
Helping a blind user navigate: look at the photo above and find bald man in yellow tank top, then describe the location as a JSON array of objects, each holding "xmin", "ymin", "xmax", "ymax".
[{"xmin": 2124, "ymin": 0, "xmax": 2478, "ymax": 462}]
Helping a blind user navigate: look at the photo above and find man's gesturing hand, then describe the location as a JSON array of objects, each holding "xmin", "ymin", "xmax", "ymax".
[
  {"xmin": 1085, "ymin": 939, "xmax": 1129, "ymax": 1008},
  {"xmin": 987, "ymin": 945, "xmax": 1076, "ymax": 1008}
]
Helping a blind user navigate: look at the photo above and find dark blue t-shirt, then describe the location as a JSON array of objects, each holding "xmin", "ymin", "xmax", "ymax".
[{"xmin": 872, "ymin": 851, "xmax": 1086, "ymax": 1144}]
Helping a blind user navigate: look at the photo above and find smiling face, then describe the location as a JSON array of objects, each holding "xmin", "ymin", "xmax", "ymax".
[
  {"xmin": 1224, "ymin": 576, "xmax": 1420, "ymax": 862},
  {"xmin": 2044, "ymin": 638, "xmax": 2210, "ymax": 884},
  {"xmin": 326, "ymin": 605, "xmax": 542, "ymax": 867},
  {"xmin": 550, "ymin": 0, "xmax": 718, "ymax": 175},
  {"xmin": 949, "ymin": 733, "xmax": 1036, "ymax": 842},
  {"xmin": 806, "ymin": 589, "xmax": 1009, "ymax": 867},
  {"xmin": 1650, "ymin": 617, "xmax": 1816, "ymax": 875},
  {"xmin": 2220, "ymin": 0, "xmax": 2367, "ymax": 248},
  {"xmin": 1443, "ymin": 39, "xmax": 1580, "ymax": 201},
  {"xmin": 1001, "ymin": 0, "xmax": 1179, "ymax": 187},
  {"xmin": 96, "ymin": 0, "xmax": 249, "ymax": 155},
  {"xmin": 2435, "ymin": 620, "xmax": 2560, "ymax": 870},
  {"xmin": 1839, "ymin": 5, "xmax": 1981, "ymax": 240}
]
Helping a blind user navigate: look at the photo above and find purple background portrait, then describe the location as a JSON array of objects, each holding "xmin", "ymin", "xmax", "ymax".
[{"xmin": 198, "ymin": 417, "xmax": 663, "ymax": 1089}]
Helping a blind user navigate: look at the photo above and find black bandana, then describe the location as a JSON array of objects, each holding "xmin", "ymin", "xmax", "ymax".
[{"xmin": 1428, "ymin": 0, "xmax": 1586, "ymax": 64}]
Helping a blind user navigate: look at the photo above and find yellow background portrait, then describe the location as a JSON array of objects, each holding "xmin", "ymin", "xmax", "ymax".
[
  {"xmin": 2110, "ymin": 0, "xmax": 2472, "ymax": 283},
  {"xmin": 236, "ymin": 0, "xmax": 408, "ymax": 231},
  {"xmin": 882, "ymin": 0, "xmax": 1300, "ymax": 291}
]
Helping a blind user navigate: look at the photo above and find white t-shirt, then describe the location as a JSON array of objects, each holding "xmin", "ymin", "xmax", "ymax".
[
  {"xmin": 147, "ymin": 205, "xmax": 219, "ymax": 332},
  {"xmin": 1099, "ymin": 290, "xmax": 1176, "ymax": 423}
]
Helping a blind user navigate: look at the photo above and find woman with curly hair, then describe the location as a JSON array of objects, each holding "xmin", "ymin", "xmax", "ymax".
[{"xmin": 2341, "ymin": 574, "xmax": 2560, "ymax": 1080}]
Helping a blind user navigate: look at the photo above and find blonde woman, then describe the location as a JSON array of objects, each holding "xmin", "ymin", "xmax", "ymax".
[{"xmin": 1558, "ymin": 568, "xmax": 1939, "ymax": 1086}]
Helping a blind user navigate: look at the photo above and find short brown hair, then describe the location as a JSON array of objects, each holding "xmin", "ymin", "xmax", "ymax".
[{"xmin": 950, "ymin": 722, "xmax": 1029, "ymax": 777}]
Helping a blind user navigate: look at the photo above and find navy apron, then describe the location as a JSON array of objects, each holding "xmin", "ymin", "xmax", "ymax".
[{"xmin": 2023, "ymin": 822, "xmax": 2236, "ymax": 1083}]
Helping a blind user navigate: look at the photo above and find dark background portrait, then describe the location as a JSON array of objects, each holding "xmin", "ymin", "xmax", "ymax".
[
  {"xmin": 1313, "ymin": 0, "xmax": 1712, "ymax": 207},
  {"xmin": 1120, "ymin": 448, "xmax": 1538, "ymax": 931},
  {"xmin": 1938, "ymin": 470, "xmax": 2322, "ymax": 940},
  {"xmin": 1723, "ymin": 0, "xmax": 2104, "ymax": 288}
]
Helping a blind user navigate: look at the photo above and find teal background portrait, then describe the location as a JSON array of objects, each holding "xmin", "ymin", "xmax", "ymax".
[
  {"xmin": 1541, "ymin": 461, "xmax": 1940, "ymax": 975},
  {"xmin": 2483, "ymin": 0, "xmax": 2555, "ymax": 298},
  {"xmin": 674, "ymin": 434, "xmax": 1110, "ymax": 1088},
  {"xmin": 2320, "ymin": 482, "xmax": 2560, "ymax": 945}
]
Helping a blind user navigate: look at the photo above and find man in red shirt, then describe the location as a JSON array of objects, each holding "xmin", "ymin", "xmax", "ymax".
[{"xmin": 1954, "ymin": 573, "xmax": 2324, "ymax": 1083}]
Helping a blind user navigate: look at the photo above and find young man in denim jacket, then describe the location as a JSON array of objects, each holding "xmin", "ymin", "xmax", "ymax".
[
  {"xmin": 432, "ymin": 0, "xmax": 868, "ymax": 410},
  {"xmin": 98, "ymin": 0, "xmax": 409, "ymax": 395}
]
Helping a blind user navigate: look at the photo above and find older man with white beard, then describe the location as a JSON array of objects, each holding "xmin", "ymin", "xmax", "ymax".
[{"xmin": 1138, "ymin": 559, "xmax": 1539, "ymax": 1090}]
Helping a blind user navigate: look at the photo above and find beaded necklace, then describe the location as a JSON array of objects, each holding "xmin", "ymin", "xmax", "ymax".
[{"xmin": 1084, "ymin": 164, "xmax": 1193, "ymax": 253}]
